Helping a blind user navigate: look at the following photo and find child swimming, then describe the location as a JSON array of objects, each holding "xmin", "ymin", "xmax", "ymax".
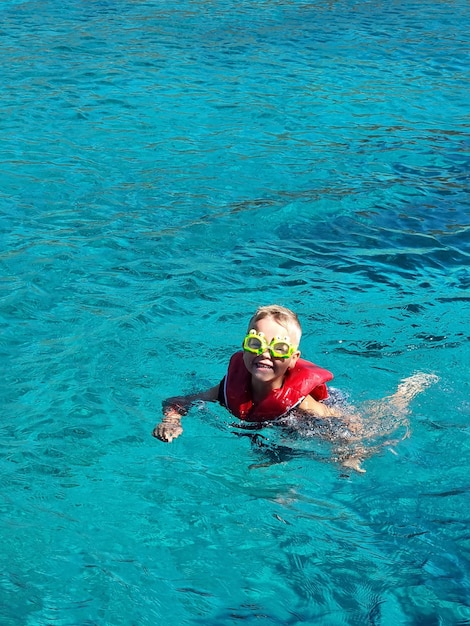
[{"xmin": 152, "ymin": 304, "xmax": 438, "ymax": 472}]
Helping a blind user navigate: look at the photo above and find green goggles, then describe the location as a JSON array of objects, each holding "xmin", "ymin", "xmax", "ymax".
[{"xmin": 242, "ymin": 329, "xmax": 296, "ymax": 359}]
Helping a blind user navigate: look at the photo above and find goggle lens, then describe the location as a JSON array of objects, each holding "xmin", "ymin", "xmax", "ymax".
[
  {"xmin": 270, "ymin": 341, "xmax": 291, "ymax": 357},
  {"xmin": 244, "ymin": 335, "xmax": 264, "ymax": 352}
]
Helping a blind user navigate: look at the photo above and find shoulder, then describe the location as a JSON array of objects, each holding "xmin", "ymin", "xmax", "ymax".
[
  {"xmin": 286, "ymin": 359, "xmax": 333, "ymax": 400},
  {"xmin": 298, "ymin": 394, "xmax": 334, "ymax": 417},
  {"xmin": 226, "ymin": 351, "xmax": 249, "ymax": 379},
  {"xmin": 294, "ymin": 359, "xmax": 333, "ymax": 382}
]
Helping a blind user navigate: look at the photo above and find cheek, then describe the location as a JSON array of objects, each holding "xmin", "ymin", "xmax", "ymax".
[
  {"xmin": 242, "ymin": 352, "xmax": 255, "ymax": 370},
  {"xmin": 273, "ymin": 360, "xmax": 290, "ymax": 375}
]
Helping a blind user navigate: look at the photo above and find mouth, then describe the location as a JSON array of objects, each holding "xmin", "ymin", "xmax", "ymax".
[{"xmin": 254, "ymin": 361, "xmax": 274, "ymax": 371}]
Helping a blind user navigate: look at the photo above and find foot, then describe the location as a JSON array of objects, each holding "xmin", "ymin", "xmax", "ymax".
[
  {"xmin": 341, "ymin": 456, "xmax": 366, "ymax": 473},
  {"xmin": 391, "ymin": 373, "xmax": 439, "ymax": 409}
]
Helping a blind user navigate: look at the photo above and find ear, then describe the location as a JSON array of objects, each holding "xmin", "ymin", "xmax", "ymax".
[{"xmin": 288, "ymin": 350, "xmax": 301, "ymax": 369}]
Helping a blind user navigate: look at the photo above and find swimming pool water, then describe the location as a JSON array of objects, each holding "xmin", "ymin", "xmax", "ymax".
[{"xmin": 1, "ymin": 0, "xmax": 469, "ymax": 624}]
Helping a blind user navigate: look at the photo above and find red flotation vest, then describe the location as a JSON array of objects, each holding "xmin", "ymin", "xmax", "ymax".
[{"xmin": 223, "ymin": 351, "xmax": 333, "ymax": 422}]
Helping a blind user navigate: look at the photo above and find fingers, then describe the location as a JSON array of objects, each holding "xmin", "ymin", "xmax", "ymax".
[
  {"xmin": 152, "ymin": 424, "xmax": 183, "ymax": 442},
  {"xmin": 161, "ymin": 429, "xmax": 179, "ymax": 442},
  {"xmin": 152, "ymin": 427, "xmax": 164, "ymax": 440}
]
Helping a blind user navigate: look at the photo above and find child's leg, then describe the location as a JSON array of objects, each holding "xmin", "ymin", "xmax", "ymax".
[
  {"xmin": 338, "ymin": 373, "xmax": 439, "ymax": 473},
  {"xmin": 386, "ymin": 373, "xmax": 439, "ymax": 412}
]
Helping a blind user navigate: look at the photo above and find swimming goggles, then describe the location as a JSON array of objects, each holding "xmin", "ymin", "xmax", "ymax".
[{"xmin": 242, "ymin": 329, "xmax": 296, "ymax": 359}]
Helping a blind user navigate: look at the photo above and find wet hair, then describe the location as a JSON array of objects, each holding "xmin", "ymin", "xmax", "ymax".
[{"xmin": 247, "ymin": 304, "xmax": 302, "ymax": 346}]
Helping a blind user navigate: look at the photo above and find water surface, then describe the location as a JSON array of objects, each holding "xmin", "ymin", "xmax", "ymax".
[{"xmin": 1, "ymin": 0, "xmax": 469, "ymax": 624}]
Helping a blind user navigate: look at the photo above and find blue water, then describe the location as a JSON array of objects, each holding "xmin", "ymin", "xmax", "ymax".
[{"xmin": 1, "ymin": 0, "xmax": 469, "ymax": 623}]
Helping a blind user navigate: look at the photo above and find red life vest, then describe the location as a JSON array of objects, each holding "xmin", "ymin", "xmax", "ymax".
[{"xmin": 223, "ymin": 351, "xmax": 333, "ymax": 422}]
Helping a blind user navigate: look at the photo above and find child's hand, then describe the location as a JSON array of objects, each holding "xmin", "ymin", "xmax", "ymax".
[{"xmin": 152, "ymin": 414, "xmax": 183, "ymax": 442}]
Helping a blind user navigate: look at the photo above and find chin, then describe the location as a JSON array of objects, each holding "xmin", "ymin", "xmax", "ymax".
[{"xmin": 251, "ymin": 368, "xmax": 272, "ymax": 380}]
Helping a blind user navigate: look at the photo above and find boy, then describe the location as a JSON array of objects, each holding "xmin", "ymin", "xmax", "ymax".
[{"xmin": 152, "ymin": 305, "xmax": 437, "ymax": 471}]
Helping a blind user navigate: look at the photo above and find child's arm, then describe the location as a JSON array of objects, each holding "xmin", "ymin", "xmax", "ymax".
[
  {"xmin": 152, "ymin": 385, "xmax": 220, "ymax": 442},
  {"xmin": 299, "ymin": 394, "xmax": 368, "ymax": 473},
  {"xmin": 298, "ymin": 394, "xmax": 336, "ymax": 417},
  {"xmin": 298, "ymin": 394, "xmax": 364, "ymax": 435}
]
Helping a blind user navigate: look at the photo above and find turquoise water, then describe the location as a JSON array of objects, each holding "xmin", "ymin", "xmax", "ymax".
[{"xmin": 1, "ymin": 0, "xmax": 469, "ymax": 623}]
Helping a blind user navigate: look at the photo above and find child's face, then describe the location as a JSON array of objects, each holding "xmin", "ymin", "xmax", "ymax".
[{"xmin": 242, "ymin": 316, "xmax": 300, "ymax": 389}]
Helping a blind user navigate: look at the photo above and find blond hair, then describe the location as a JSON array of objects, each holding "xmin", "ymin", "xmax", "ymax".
[{"xmin": 247, "ymin": 304, "xmax": 302, "ymax": 346}]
